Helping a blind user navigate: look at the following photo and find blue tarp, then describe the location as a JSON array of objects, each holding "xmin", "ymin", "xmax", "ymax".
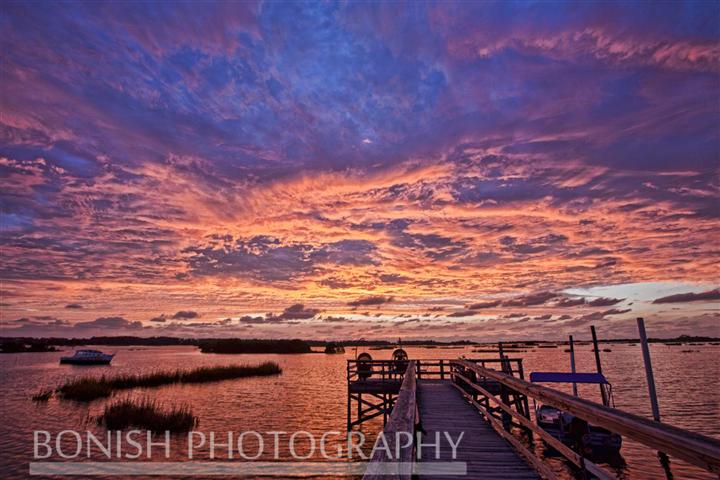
[{"xmin": 530, "ymin": 372, "xmax": 609, "ymax": 384}]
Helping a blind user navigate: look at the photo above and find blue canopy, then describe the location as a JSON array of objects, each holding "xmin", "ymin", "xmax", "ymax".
[{"xmin": 530, "ymin": 372, "xmax": 609, "ymax": 384}]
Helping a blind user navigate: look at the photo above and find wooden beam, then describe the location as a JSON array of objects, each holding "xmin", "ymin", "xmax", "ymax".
[{"xmin": 363, "ymin": 361, "xmax": 417, "ymax": 480}]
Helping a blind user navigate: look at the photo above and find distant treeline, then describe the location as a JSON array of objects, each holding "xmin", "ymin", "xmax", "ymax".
[
  {"xmin": 0, "ymin": 336, "xmax": 196, "ymax": 347},
  {"xmin": 199, "ymin": 339, "xmax": 312, "ymax": 354},
  {"xmin": 0, "ymin": 336, "xmax": 476, "ymax": 348},
  {"xmin": 1, "ymin": 334, "xmax": 718, "ymax": 350},
  {"xmin": 331, "ymin": 339, "xmax": 475, "ymax": 346}
]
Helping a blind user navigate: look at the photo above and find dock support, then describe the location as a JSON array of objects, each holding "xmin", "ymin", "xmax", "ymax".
[
  {"xmin": 637, "ymin": 317, "xmax": 661, "ymax": 421},
  {"xmin": 569, "ymin": 335, "xmax": 578, "ymax": 397},
  {"xmin": 637, "ymin": 317, "xmax": 675, "ymax": 478},
  {"xmin": 590, "ymin": 325, "xmax": 609, "ymax": 406},
  {"xmin": 347, "ymin": 388, "xmax": 351, "ymax": 430}
]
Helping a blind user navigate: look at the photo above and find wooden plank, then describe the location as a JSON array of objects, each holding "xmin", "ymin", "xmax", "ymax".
[
  {"xmin": 456, "ymin": 360, "xmax": 720, "ymax": 475},
  {"xmin": 417, "ymin": 381, "xmax": 540, "ymax": 480}
]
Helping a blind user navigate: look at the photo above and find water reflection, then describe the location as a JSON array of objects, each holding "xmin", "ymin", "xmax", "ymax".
[{"xmin": 0, "ymin": 343, "xmax": 717, "ymax": 479}]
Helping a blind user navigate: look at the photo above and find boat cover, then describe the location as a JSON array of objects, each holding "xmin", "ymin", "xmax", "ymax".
[{"xmin": 529, "ymin": 372, "xmax": 609, "ymax": 384}]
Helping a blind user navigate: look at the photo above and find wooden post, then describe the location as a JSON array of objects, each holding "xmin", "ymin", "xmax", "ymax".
[
  {"xmin": 590, "ymin": 325, "xmax": 609, "ymax": 406},
  {"xmin": 569, "ymin": 335, "xmax": 578, "ymax": 397},
  {"xmin": 518, "ymin": 360, "xmax": 531, "ymax": 420},
  {"xmin": 382, "ymin": 393, "xmax": 387, "ymax": 425},
  {"xmin": 497, "ymin": 342, "xmax": 512, "ymax": 430},
  {"xmin": 637, "ymin": 317, "xmax": 661, "ymax": 421},
  {"xmin": 347, "ymin": 392, "xmax": 351, "ymax": 430}
]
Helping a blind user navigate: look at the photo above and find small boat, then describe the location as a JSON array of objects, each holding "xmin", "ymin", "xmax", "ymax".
[
  {"xmin": 60, "ymin": 349, "xmax": 114, "ymax": 365},
  {"xmin": 530, "ymin": 372, "xmax": 622, "ymax": 457},
  {"xmin": 536, "ymin": 404, "xmax": 570, "ymax": 443}
]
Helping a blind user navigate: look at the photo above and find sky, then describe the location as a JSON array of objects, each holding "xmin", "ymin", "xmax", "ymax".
[{"xmin": 1, "ymin": 1, "xmax": 718, "ymax": 341}]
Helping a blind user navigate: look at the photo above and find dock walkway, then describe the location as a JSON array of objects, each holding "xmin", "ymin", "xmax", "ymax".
[
  {"xmin": 352, "ymin": 359, "xmax": 720, "ymax": 480},
  {"xmin": 417, "ymin": 380, "xmax": 538, "ymax": 479}
]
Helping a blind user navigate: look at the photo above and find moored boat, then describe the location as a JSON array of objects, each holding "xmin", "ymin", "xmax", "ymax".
[
  {"xmin": 530, "ymin": 371, "xmax": 622, "ymax": 456},
  {"xmin": 59, "ymin": 349, "xmax": 114, "ymax": 365}
]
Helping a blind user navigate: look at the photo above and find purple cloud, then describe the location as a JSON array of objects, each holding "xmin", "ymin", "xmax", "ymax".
[
  {"xmin": 348, "ymin": 296, "xmax": 394, "ymax": 307},
  {"xmin": 652, "ymin": 288, "xmax": 720, "ymax": 304}
]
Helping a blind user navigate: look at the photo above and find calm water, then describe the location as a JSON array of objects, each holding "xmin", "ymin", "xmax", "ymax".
[{"xmin": 0, "ymin": 344, "xmax": 718, "ymax": 479}]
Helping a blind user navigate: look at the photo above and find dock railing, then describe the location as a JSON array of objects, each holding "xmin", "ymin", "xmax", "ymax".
[
  {"xmin": 347, "ymin": 358, "xmax": 523, "ymax": 382},
  {"xmin": 362, "ymin": 361, "xmax": 418, "ymax": 480},
  {"xmin": 452, "ymin": 359, "xmax": 720, "ymax": 477}
]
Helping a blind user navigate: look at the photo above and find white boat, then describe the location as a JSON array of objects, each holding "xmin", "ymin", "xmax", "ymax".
[{"xmin": 59, "ymin": 349, "xmax": 114, "ymax": 365}]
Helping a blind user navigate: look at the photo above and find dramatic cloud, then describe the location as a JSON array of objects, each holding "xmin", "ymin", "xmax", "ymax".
[
  {"xmin": 74, "ymin": 316, "xmax": 142, "ymax": 329},
  {"xmin": 64, "ymin": 303, "xmax": 83, "ymax": 309},
  {"xmin": 348, "ymin": 296, "xmax": 394, "ymax": 307},
  {"xmin": 278, "ymin": 304, "xmax": 320, "ymax": 320},
  {"xmin": 184, "ymin": 236, "xmax": 377, "ymax": 283},
  {"xmin": 552, "ymin": 296, "xmax": 624, "ymax": 307},
  {"xmin": 467, "ymin": 300, "xmax": 502, "ymax": 310},
  {"xmin": 652, "ymin": 288, "xmax": 720, "ymax": 304},
  {"xmin": 502, "ymin": 292, "xmax": 558, "ymax": 307},
  {"xmin": 239, "ymin": 315, "xmax": 268, "ymax": 324},
  {"xmin": 554, "ymin": 297, "xmax": 588, "ymax": 308},
  {"xmin": 0, "ymin": 2, "xmax": 718, "ymax": 339},
  {"xmin": 588, "ymin": 297, "xmax": 624, "ymax": 307},
  {"xmin": 447, "ymin": 310, "xmax": 478, "ymax": 318}
]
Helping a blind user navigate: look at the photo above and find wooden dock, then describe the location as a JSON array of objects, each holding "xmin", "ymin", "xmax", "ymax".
[
  {"xmin": 418, "ymin": 380, "xmax": 538, "ymax": 479},
  {"xmin": 350, "ymin": 358, "xmax": 720, "ymax": 480}
]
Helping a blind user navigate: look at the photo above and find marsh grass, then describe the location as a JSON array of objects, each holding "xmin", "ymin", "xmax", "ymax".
[
  {"xmin": 58, "ymin": 361, "xmax": 282, "ymax": 401},
  {"xmin": 31, "ymin": 389, "xmax": 53, "ymax": 402},
  {"xmin": 97, "ymin": 398, "xmax": 197, "ymax": 432}
]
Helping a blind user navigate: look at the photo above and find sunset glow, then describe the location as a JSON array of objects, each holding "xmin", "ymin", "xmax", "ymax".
[{"xmin": 1, "ymin": 2, "xmax": 718, "ymax": 340}]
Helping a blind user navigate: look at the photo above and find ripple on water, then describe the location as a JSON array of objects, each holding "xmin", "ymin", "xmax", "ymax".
[{"xmin": 1, "ymin": 345, "xmax": 718, "ymax": 479}]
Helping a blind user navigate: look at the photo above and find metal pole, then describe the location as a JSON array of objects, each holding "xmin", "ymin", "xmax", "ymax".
[
  {"xmin": 637, "ymin": 317, "xmax": 661, "ymax": 421},
  {"xmin": 569, "ymin": 335, "xmax": 578, "ymax": 397},
  {"xmin": 590, "ymin": 325, "xmax": 609, "ymax": 406}
]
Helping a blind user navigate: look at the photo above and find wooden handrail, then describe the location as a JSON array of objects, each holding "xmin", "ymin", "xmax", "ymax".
[
  {"xmin": 455, "ymin": 360, "xmax": 720, "ymax": 474},
  {"xmin": 362, "ymin": 361, "xmax": 418, "ymax": 480},
  {"xmin": 451, "ymin": 368, "xmax": 614, "ymax": 480},
  {"xmin": 348, "ymin": 358, "xmax": 523, "ymax": 380}
]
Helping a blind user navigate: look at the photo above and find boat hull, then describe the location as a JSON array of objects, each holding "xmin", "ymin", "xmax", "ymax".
[{"xmin": 59, "ymin": 357, "xmax": 113, "ymax": 365}]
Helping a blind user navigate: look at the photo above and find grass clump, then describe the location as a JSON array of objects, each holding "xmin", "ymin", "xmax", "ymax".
[
  {"xmin": 178, "ymin": 362, "xmax": 281, "ymax": 383},
  {"xmin": 58, "ymin": 361, "xmax": 282, "ymax": 401},
  {"xmin": 97, "ymin": 398, "xmax": 197, "ymax": 432},
  {"xmin": 32, "ymin": 389, "xmax": 53, "ymax": 402},
  {"xmin": 57, "ymin": 377, "xmax": 114, "ymax": 401}
]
